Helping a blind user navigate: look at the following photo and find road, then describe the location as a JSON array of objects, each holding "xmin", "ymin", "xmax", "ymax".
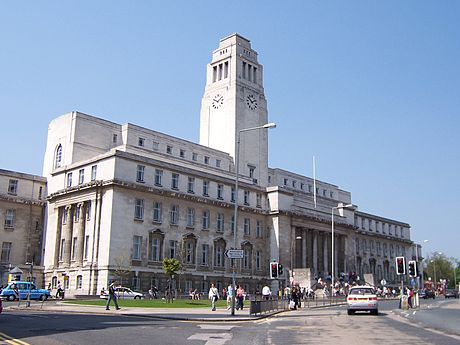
[{"xmin": 1, "ymin": 299, "xmax": 459, "ymax": 345}]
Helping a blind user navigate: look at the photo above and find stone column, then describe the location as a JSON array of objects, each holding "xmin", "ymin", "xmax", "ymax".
[
  {"xmin": 75, "ymin": 202, "xmax": 87, "ymax": 265},
  {"xmin": 54, "ymin": 207, "xmax": 63, "ymax": 268},
  {"xmin": 323, "ymin": 233, "xmax": 329, "ymax": 275},
  {"xmin": 302, "ymin": 229, "xmax": 307, "ymax": 268},
  {"xmin": 62, "ymin": 205, "xmax": 74, "ymax": 266},
  {"xmin": 312, "ymin": 231, "xmax": 318, "ymax": 276}
]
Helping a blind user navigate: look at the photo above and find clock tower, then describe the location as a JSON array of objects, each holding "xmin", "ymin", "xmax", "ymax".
[{"xmin": 199, "ymin": 33, "xmax": 270, "ymax": 186}]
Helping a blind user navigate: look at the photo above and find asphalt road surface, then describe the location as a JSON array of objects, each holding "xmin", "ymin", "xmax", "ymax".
[{"xmin": 1, "ymin": 299, "xmax": 459, "ymax": 345}]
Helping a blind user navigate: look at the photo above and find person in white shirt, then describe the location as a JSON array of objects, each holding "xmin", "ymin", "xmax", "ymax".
[
  {"xmin": 262, "ymin": 285, "xmax": 271, "ymax": 300},
  {"xmin": 208, "ymin": 283, "xmax": 219, "ymax": 311},
  {"xmin": 227, "ymin": 284, "xmax": 234, "ymax": 310}
]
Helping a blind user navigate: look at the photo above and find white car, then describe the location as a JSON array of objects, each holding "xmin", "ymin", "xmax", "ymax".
[
  {"xmin": 347, "ymin": 286, "xmax": 378, "ymax": 315},
  {"xmin": 100, "ymin": 287, "xmax": 144, "ymax": 300}
]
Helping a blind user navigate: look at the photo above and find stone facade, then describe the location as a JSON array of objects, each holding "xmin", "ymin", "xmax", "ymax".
[
  {"xmin": 0, "ymin": 169, "xmax": 47, "ymax": 286},
  {"xmin": 40, "ymin": 33, "xmax": 418, "ymax": 296}
]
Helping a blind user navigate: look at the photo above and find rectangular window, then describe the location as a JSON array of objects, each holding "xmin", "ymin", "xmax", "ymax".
[
  {"xmin": 169, "ymin": 240, "xmax": 177, "ymax": 258},
  {"xmin": 201, "ymin": 244, "xmax": 209, "ymax": 266},
  {"xmin": 77, "ymin": 275, "xmax": 83, "ymax": 289},
  {"xmin": 71, "ymin": 237, "xmax": 77, "ymax": 260},
  {"xmin": 112, "ymin": 134, "xmax": 118, "ymax": 144},
  {"xmin": 192, "ymin": 153, "xmax": 198, "ymax": 161},
  {"xmin": 171, "ymin": 173, "xmax": 179, "ymax": 189},
  {"xmin": 133, "ymin": 235, "xmax": 142, "ymax": 260},
  {"xmin": 244, "ymin": 218, "xmax": 250, "ymax": 236},
  {"xmin": 244, "ymin": 190, "xmax": 250, "ymax": 205},
  {"xmin": 187, "ymin": 208, "xmax": 195, "ymax": 227},
  {"xmin": 256, "ymin": 193, "xmax": 262, "ymax": 208},
  {"xmin": 242, "ymin": 61, "xmax": 246, "ymax": 79},
  {"xmin": 166, "ymin": 145, "xmax": 173, "ymax": 154},
  {"xmin": 202, "ymin": 180, "xmax": 209, "ymax": 196},
  {"xmin": 38, "ymin": 186, "xmax": 43, "ymax": 199},
  {"xmin": 215, "ymin": 245, "xmax": 223, "ymax": 267},
  {"xmin": 216, "ymin": 213, "xmax": 224, "ymax": 232},
  {"xmin": 217, "ymin": 184, "xmax": 224, "ymax": 199},
  {"xmin": 243, "ymin": 248, "xmax": 250, "ymax": 268},
  {"xmin": 202, "ymin": 210, "xmax": 210, "ymax": 229},
  {"xmin": 84, "ymin": 235, "xmax": 89, "ymax": 260},
  {"xmin": 91, "ymin": 165, "xmax": 97, "ymax": 181},
  {"xmin": 154, "ymin": 169, "xmax": 163, "ymax": 186},
  {"xmin": 138, "ymin": 138, "xmax": 145, "ymax": 147},
  {"xmin": 256, "ymin": 220, "xmax": 262, "ymax": 238},
  {"xmin": 86, "ymin": 201, "xmax": 91, "ymax": 221},
  {"xmin": 231, "ymin": 187, "xmax": 235, "ymax": 203},
  {"xmin": 187, "ymin": 177, "xmax": 195, "ymax": 193},
  {"xmin": 204, "ymin": 156, "xmax": 210, "ymax": 165},
  {"xmin": 256, "ymin": 250, "xmax": 261, "ymax": 270},
  {"xmin": 216, "ymin": 159, "xmax": 221, "ymax": 168},
  {"xmin": 152, "ymin": 141, "xmax": 159, "ymax": 150},
  {"xmin": 180, "ymin": 149, "xmax": 185, "ymax": 158},
  {"xmin": 150, "ymin": 238, "xmax": 160, "ymax": 261},
  {"xmin": 78, "ymin": 169, "xmax": 84, "ymax": 184},
  {"xmin": 8, "ymin": 179, "xmax": 18, "ymax": 195},
  {"xmin": 63, "ymin": 208, "xmax": 68, "ymax": 224},
  {"xmin": 59, "ymin": 239, "xmax": 65, "ymax": 261},
  {"xmin": 170, "ymin": 205, "xmax": 179, "ymax": 225},
  {"xmin": 253, "ymin": 66, "xmax": 257, "ymax": 83},
  {"xmin": 74, "ymin": 205, "xmax": 80, "ymax": 222},
  {"xmin": 1, "ymin": 242, "xmax": 12, "ymax": 262},
  {"xmin": 284, "ymin": 178, "xmax": 288, "ymax": 186},
  {"xmin": 213, "ymin": 65, "xmax": 217, "ymax": 82},
  {"xmin": 67, "ymin": 173, "xmax": 72, "ymax": 187},
  {"xmin": 4, "ymin": 209, "xmax": 15, "ymax": 228},
  {"xmin": 137, "ymin": 165, "xmax": 145, "ymax": 182},
  {"xmin": 186, "ymin": 242, "xmax": 193, "ymax": 264},
  {"xmin": 224, "ymin": 61, "xmax": 229, "ymax": 78},
  {"xmin": 153, "ymin": 202, "xmax": 162, "ymax": 222},
  {"xmin": 134, "ymin": 199, "xmax": 144, "ymax": 220}
]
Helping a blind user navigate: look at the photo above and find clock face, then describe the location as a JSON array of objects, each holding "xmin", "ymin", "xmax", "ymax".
[
  {"xmin": 246, "ymin": 94, "xmax": 258, "ymax": 110},
  {"xmin": 212, "ymin": 94, "xmax": 224, "ymax": 109}
]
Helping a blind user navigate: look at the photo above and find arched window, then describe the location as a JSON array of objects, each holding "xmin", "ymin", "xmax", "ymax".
[{"xmin": 55, "ymin": 144, "xmax": 62, "ymax": 168}]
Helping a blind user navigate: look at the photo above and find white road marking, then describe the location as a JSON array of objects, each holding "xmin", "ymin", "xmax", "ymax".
[
  {"xmin": 188, "ymin": 332, "xmax": 232, "ymax": 345},
  {"xmin": 198, "ymin": 325, "xmax": 237, "ymax": 330}
]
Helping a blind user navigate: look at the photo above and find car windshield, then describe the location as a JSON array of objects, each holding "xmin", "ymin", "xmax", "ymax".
[{"xmin": 349, "ymin": 288, "xmax": 374, "ymax": 295}]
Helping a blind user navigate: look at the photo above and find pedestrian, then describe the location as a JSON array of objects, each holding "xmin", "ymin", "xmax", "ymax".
[
  {"xmin": 208, "ymin": 283, "xmax": 219, "ymax": 311},
  {"xmin": 262, "ymin": 284, "xmax": 271, "ymax": 300},
  {"xmin": 56, "ymin": 281, "xmax": 63, "ymax": 299},
  {"xmin": 227, "ymin": 284, "xmax": 234, "ymax": 310},
  {"xmin": 106, "ymin": 280, "xmax": 121, "ymax": 310},
  {"xmin": 236, "ymin": 285, "xmax": 245, "ymax": 310}
]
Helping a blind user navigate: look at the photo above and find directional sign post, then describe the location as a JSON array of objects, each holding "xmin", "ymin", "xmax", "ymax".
[{"xmin": 225, "ymin": 249, "xmax": 244, "ymax": 259}]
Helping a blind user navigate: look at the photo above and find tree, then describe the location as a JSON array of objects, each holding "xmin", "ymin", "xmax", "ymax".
[
  {"xmin": 112, "ymin": 254, "xmax": 132, "ymax": 287},
  {"xmin": 162, "ymin": 258, "xmax": 181, "ymax": 303},
  {"xmin": 424, "ymin": 253, "xmax": 456, "ymax": 288}
]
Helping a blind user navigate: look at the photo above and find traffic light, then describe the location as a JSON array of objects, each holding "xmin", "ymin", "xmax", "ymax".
[
  {"xmin": 270, "ymin": 261, "xmax": 279, "ymax": 279},
  {"xmin": 278, "ymin": 264, "xmax": 284, "ymax": 276},
  {"xmin": 396, "ymin": 256, "xmax": 406, "ymax": 275},
  {"xmin": 408, "ymin": 260, "xmax": 417, "ymax": 277}
]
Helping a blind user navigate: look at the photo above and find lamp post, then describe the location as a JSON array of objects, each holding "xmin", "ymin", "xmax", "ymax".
[
  {"xmin": 331, "ymin": 203, "xmax": 353, "ymax": 294},
  {"xmin": 231, "ymin": 122, "xmax": 276, "ymax": 316}
]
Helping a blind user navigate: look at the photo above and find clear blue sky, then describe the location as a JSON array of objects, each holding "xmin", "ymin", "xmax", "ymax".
[{"xmin": 1, "ymin": 1, "xmax": 458, "ymax": 260}]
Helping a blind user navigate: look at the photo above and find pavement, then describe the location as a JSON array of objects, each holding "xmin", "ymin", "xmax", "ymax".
[{"xmin": 5, "ymin": 300, "xmax": 282, "ymax": 322}]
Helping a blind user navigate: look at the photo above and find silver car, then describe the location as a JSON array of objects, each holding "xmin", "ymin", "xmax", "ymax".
[{"xmin": 347, "ymin": 286, "xmax": 378, "ymax": 315}]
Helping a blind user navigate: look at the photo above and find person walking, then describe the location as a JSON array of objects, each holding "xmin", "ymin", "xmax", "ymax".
[
  {"xmin": 227, "ymin": 284, "xmax": 234, "ymax": 310},
  {"xmin": 106, "ymin": 280, "xmax": 121, "ymax": 311},
  {"xmin": 208, "ymin": 283, "xmax": 219, "ymax": 311},
  {"xmin": 55, "ymin": 281, "xmax": 63, "ymax": 299},
  {"xmin": 262, "ymin": 285, "xmax": 271, "ymax": 300},
  {"xmin": 236, "ymin": 285, "xmax": 245, "ymax": 310}
]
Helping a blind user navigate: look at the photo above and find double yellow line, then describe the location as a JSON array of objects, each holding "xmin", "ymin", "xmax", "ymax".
[{"xmin": 0, "ymin": 332, "xmax": 30, "ymax": 345}]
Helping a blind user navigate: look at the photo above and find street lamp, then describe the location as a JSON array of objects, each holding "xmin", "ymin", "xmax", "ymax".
[
  {"xmin": 331, "ymin": 203, "xmax": 354, "ymax": 294},
  {"xmin": 231, "ymin": 122, "xmax": 276, "ymax": 316}
]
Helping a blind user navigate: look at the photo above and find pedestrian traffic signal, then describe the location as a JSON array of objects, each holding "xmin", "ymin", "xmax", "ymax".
[
  {"xmin": 408, "ymin": 260, "xmax": 417, "ymax": 277},
  {"xmin": 396, "ymin": 256, "xmax": 406, "ymax": 275},
  {"xmin": 270, "ymin": 261, "xmax": 279, "ymax": 279},
  {"xmin": 278, "ymin": 264, "xmax": 284, "ymax": 276}
]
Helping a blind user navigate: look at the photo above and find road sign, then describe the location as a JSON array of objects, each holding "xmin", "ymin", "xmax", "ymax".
[{"xmin": 225, "ymin": 249, "xmax": 243, "ymax": 259}]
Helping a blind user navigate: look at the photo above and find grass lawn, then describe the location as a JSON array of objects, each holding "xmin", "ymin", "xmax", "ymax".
[{"xmin": 63, "ymin": 298, "xmax": 228, "ymax": 308}]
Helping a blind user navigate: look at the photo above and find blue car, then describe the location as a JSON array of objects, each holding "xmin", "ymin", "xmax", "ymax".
[{"xmin": 0, "ymin": 281, "xmax": 50, "ymax": 301}]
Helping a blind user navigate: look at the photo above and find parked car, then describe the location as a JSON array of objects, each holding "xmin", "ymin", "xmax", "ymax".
[
  {"xmin": 420, "ymin": 289, "xmax": 435, "ymax": 299},
  {"xmin": 347, "ymin": 286, "xmax": 378, "ymax": 315},
  {"xmin": 0, "ymin": 281, "xmax": 50, "ymax": 301},
  {"xmin": 100, "ymin": 287, "xmax": 144, "ymax": 300},
  {"xmin": 444, "ymin": 289, "xmax": 459, "ymax": 299}
]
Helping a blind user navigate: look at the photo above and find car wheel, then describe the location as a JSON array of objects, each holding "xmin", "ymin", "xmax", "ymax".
[
  {"xmin": 7, "ymin": 295, "xmax": 15, "ymax": 301},
  {"xmin": 347, "ymin": 310, "xmax": 354, "ymax": 315},
  {"xmin": 372, "ymin": 309, "xmax": 379, "ymax": 315},
  {"xmin": 134, "ymin": 296, "xmax": 139, "ymax": 299}
]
